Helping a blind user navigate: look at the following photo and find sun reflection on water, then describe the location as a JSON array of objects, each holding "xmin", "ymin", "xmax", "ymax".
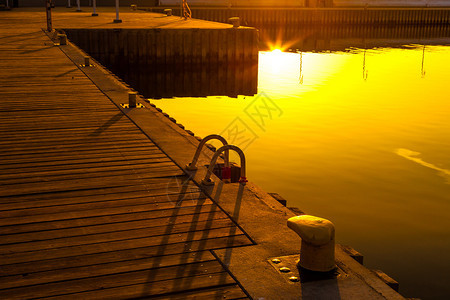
[{"xmin": 153, "ymin": 45, "xmax": 450, "ymax": 299}]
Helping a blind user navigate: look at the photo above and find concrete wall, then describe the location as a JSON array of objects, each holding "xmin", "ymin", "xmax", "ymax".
[
  {"xmin": 63, "ymin": 28, "xmax": 258, "ymax": 97},
  {"xmin": 189, "ymin": 7, "xmax": 450, "ymax": 25}
]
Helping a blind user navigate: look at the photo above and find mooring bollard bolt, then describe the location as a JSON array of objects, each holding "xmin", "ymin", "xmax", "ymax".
[
  {"xmin": 228, "ymin": 17, "xmax": 240, "ymax": 28},
  {"xmin": 57, "ymin": 34, "xmax": 67, "ymax": 45},
  {"xmin": 164, "ymin": 9, "xmax": 172, "ymax": 16},
  {"xmin": 287, "ymin": 215, "xmax": 336, "ymax": 272}
]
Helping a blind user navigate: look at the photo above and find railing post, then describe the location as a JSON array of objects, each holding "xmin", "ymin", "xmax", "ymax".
[
  {"xmin": 45, "ymin": 0, "xmax": 52, "ymax": 32},
  {"xmin": 114, "ymin": 0, "xmax": 122, "ymax": 23},
  {"xmin": 92, "ymin": 0, "xmax": 98, "ymax": 16},
  {"xmin": 76, "ymin": 0, "xmax": 81, "ymax": 12}
]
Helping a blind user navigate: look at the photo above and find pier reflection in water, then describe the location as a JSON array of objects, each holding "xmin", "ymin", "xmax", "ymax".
[
  {"xmin": 65, "ymin": 28, "xmax": 258, "ymax": 98},
  {"xmin": 154, "ymin": 25, "xmax": 450, "ymax": 300},
  {"xmin": 109, "ymin": 61, "xmax": 257, "ymax": 98},
  {"xmin": 258, "ymin": 24, "xmax": 450, "ymax": 52}
]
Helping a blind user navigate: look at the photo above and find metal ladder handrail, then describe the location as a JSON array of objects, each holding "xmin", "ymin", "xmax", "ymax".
[
  {"xmin": 185, "ymin": 134, "xmax": 229, "ymax": 171},
  {"xmin": 202, "ymin": 144, "xmax": 247, "ymax": 186}
]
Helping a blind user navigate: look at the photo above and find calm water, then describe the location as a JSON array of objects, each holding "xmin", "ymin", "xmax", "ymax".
[{"xmin": 152, "ymin": 45, "xmax": 450, "ymax": 299}]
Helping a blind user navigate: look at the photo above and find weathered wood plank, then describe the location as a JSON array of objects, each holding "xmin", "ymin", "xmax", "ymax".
[
  {"xmin": 0, "ymin": 191, "xmax": 207, "ymax": 218},
  {"xmin": 148, "ymin": 285, "xmax": 248, "ymax": 300},
  {"xmin": 0, "ymin": 196, "xmax": 211, "ymax": 226},
  {"xmin": 1, "ymin": 227, "xmax": 245, "ymax": 265},
  {"xmin": 0, "ymin": 210, "xmax": 228, "ymax": 244},
  {"xmin": 19, "ymin": 272, "xmax": 237, "ymax": 300},
  {"xmin": 0, "ymin": 181, "xmax": 199, "ymax": 207},
  {"xmin": 0, "ymin": 251, "xmax": 217, "ymax": 290},
  {"xmin": 0, "ymin": 261, "xmax": 227, "ymax": 299},
  {"xmin": 0, "ymin": 218, "xmax": 236, "ymax": 254},
  {"xmin": 1, "ymin": 204, "xmax": 220, "ymax": 236},
  {"xmin": 0, "ymin": 235, "xmax": 252, "ymax": 278}
]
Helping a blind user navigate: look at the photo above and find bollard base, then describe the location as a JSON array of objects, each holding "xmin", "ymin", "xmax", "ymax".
[
  {"xmin": 92, "ymin": 13, "xmax": 98, "ymax": 16},
  {"xmin": 268, "ymin": 255, "xmax": 345, "ymax": 284},
  {"xmin": 113, "ymin": 19, "xmax": 122, "ymax": 23}
]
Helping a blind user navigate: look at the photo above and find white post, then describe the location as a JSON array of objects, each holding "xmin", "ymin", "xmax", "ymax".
[
  {"xmin": 92, "ymin": 0, "xmax": 98, "ymax": 16},
  {"xmin": 76, "ymin": 0, "xmax": 81, "ymax": 12},
  {"xmin": 114, "ymin": 0, "xmax": 122, "ymax": 23},
  {"xmin": 67, "ymin": 0, "xmax": 71, "ymax": 8}
]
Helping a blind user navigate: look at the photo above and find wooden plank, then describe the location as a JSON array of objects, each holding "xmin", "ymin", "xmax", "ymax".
[
  {"xmin": 0, "ymin": 156, "xmax": 173, "ymax": 175},
  {"xmin": 0, "ymin": 169, "xmax": 184, "ymax": 197},
  {"xmin": 0, "ymin": 196, "xmax": 211, "ymax": 226},
  {"xmin": 0, "ymin": 218, "xmax": 237, "ymax": 254},
  {"xmin": 0, "ymin": 210, "xmax": 228, "ymax": 244},
  {"xmin": 0, "ymin": 163, "xmax": 180, "ymax": 185},
  {"xmin": 0, "ymin": 235, "xmax": 251, "ymax": 278},
  {"xmin": 0, "ymin": 204, "xmax": 220, "ymax": 236},
  {"xmin": 0, "ymin": 181, "xmax": 199, "ymax": 207},
  {"xmin": 148, "ymin": 284, "xmax": 248, "ymax": 300},
  {"xmin": 134, "ymin": 284, "xmax": 247, "ymax": 300},
  {"xmin": 0, "ymin": 261, "xmax": 228, "ymax": 299},
  {"xmin": 0, "ymin": 191, "xmax": 206, "ymax": 218},
  {"xmin": 0, "ymin": 251, "xmax": 217, "ymax": 290},
  {"xmin": 25, "ymin": 272, "xmax": 237, "ymax": 300},
  {"xmin": 1, "ymin": 227, "xmax": 246, "ymax": 265},
  {"xmin": 0, "ymin": 134, "xmax": 151, "ymax": 147},
  {"xmin": 0, "ymin": 149, "xmax": 169, "ymax": 166},
  {"xmin": 0, "ymin": 141, "xmax": 158, "ymax": 157}
]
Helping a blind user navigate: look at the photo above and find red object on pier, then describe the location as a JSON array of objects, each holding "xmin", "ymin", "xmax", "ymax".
[
  {"xmin": 239, "ymin": 176, "xmax": 248, "ymax": 184},
  {"xmin": 222, "ymin": 166, "xmax": 231, "ymax": 181}
]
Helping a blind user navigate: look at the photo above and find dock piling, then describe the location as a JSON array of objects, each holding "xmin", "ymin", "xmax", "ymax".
[
  {"xmin": 57, "ymin": 34, "xmax": 67, "ymax": 45},
  {"xmin": 164, "ymin": 9, "xmax": 173, "ymax": 16},
  {"xmin": 229, "ymin": 17, "xmax": 240, "ymax": 28},
  {"xmin": 128, "ymin": 92, "xmax": 137, "ymax": 108}
]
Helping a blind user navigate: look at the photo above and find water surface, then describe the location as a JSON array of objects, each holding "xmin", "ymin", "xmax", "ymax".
[{"xmin": 154, "ymin": 45, "xmax": 450, "ymax": 299}]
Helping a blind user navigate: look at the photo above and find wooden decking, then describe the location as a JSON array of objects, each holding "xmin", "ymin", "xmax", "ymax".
[{"xmin": 0, "ymin": 11, "xmax": 251, "ymax": 299}]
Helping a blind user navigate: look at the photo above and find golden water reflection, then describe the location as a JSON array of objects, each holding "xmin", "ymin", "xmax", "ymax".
[{"xmin": 154, "ymin": 46, "xmax": 450, "ymax": 299}]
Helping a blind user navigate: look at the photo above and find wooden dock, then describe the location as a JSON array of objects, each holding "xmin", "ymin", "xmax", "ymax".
[
  {"xmin": 0, "ymin": 8, "xmax": 410, "ymax": 300},
  {"xmin": 0, "ymin": 10, "xmax": 252, "ymax": 299}
]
